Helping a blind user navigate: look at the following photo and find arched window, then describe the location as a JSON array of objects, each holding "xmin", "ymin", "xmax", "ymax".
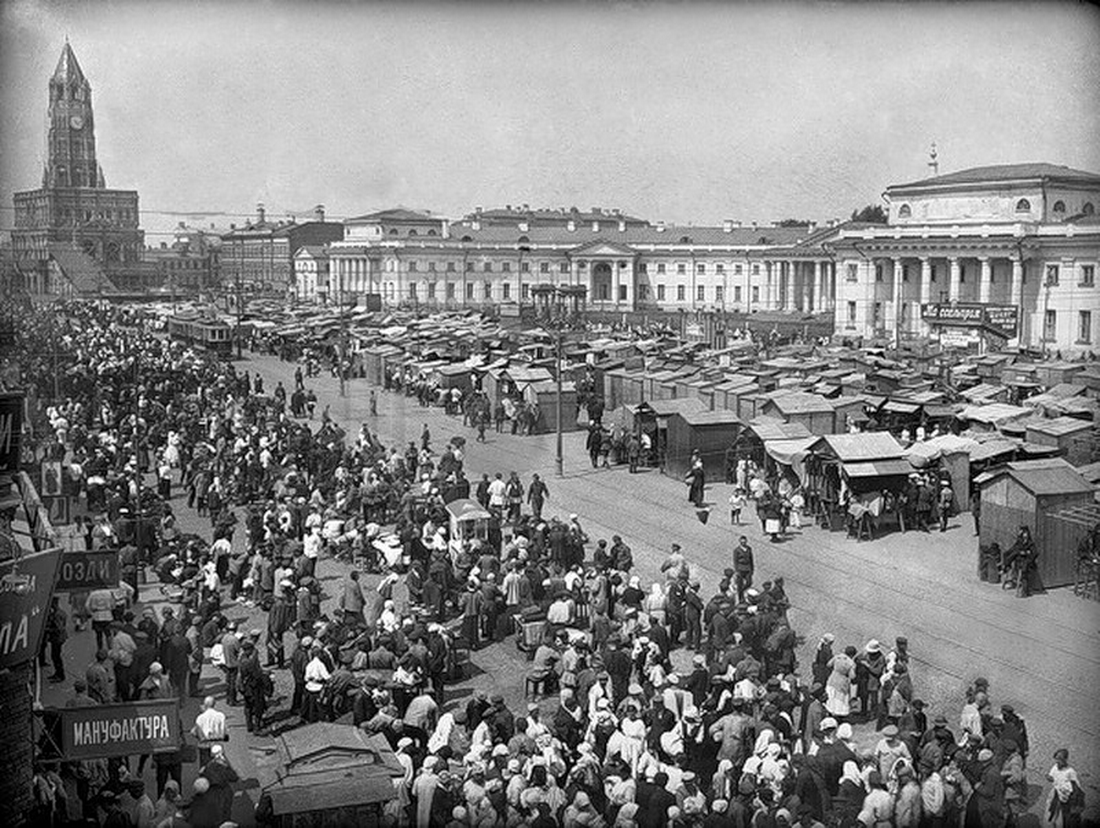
[
  {"xmin": 388, "ymin": 228, "xmax": 398, "ymax": 235},
  {"xmin": 1084, "ymin": 202, "xmax": 1096, "ymax": 216},
  {"xmin": 427, "ymin": 229, "xmax": 437, "ymax": 236},
  {"xmin": 1015, "ymin": 198, "xmax": 1031, "ymax": 212},
  {"xmin": 518, "ymin": 235, "xmax": 530, "ymax": 244},
  {"xmin": 679, "ymin": 235, "xmax": 692, "ymax": 244},
  {"xmin": 1053, "ymin": 200, "xmax": 1066, "ymax": 213},
  {"xmin": 898, "ymin": 204, "xmax": 911, "ymax": 218},
  {"xmin": 461, "ymin": 235, "xmax": 473, "ymax": 242},
  {"xmin": 408, "ymin": 229, "xmax": 418, "ymax": 236}
]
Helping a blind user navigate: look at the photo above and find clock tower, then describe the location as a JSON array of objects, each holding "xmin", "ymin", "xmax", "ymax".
[
  {"xmin": 10, "ymin": 41, "xmax": 144, "ymax": 295},
  {"xmin": 46, "ymin": 41, "xmax": 102, "ymax": 189}
]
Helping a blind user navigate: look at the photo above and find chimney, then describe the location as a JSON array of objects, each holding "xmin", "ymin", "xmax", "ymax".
[
  {"xmin": 160, "ymin": 242, "xmax": 167, "ymax": 249},
  {"xmin": 230, "ymin": 223, "xmax": 236, "ymax": 230},
  {"xmin": 523, "ymin": 203, "xmax": 530, "ymax": 211},
  {"xmin": 471, "ymin": 219, "xmax": 481, "ymax": 231},
  {"xmin": 518, "ymin": 220, "xmax": 529, "ymax": 232},
  {"xmin": 806, "ymin": 221, "xmax": 817, "ymax": 232},
  {"xmin": 567, "ymin": 219, "xmax": 576, "ymax": 232},
  {"xmin": 751, "ymin": 221, "xmax": 758, "ymax": 232},
  {"xmin": 591, "ymin": 221, "xmax": 600, "ymax": 232},
  {"xmin": 475, "ymin": 205, "xmax": 483, "ymax": 215},
  {"xmin": 656, "ymin": 222, "xmax": 666, "ymax": 233},
  {"xmin": 723, "ymin": 220, "xmax": 733, "ymax": 233},
  {"xmin": 256, "ymin": 202, "xmax": 266, "ymax": 223},
  {"xmin": 506, "ymin": 204, "xmax": 512, "ymax": 211},
  {"xmin": 826, "ymin": 219, "xmax": 837, "ymax": 229},
  {"xmin": 314, "ymin": 204, "xmax": 325, "ymax": 222},
  {"xmin": 618, "ymin": 220, "xmax": 626, "ymax": 232}
]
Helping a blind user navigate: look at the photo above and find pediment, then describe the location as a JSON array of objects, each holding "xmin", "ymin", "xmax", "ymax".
[{"xmin": 569, "ymin": 239, "xmax": 636, "ymax": 257}]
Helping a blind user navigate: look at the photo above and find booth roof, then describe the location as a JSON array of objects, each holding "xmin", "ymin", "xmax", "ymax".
[
  {"xmin": 646, "ymin": 397, "xmax": 707, "ymax": 418},
  {"xmin": 1024, "ymin": 416, "xmax": 1094, "ymax": 437},
  {"xmin": 445, "ymin": 498, "xmax": 492, "ymax": 520},
  {"xmin": 748, "ymin": 420, "xmax": 814, "ymax": 441},
  {"xmin": 976, "ymin": 458, "xmax": 1095, "ymax": 497},
  {"xmin": 824, "ymin": 432, "xmax": 905, "ymax": 462}
]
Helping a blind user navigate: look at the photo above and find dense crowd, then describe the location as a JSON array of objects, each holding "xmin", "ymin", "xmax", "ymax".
[{"xmin": 3, "ymin": 300, "xmax": 1087, "ymax": 828}]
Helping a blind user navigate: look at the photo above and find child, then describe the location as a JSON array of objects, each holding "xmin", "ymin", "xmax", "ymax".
[
  {"xmin": 789, "ymin": 488, "xmax": 805, "ymax": 530},
  {"xmin": 729, "ymin": 487, "xmax": 747, "ymax": 525}
]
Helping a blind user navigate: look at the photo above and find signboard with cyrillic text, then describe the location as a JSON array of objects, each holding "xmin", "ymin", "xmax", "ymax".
[
  {"xmin": 55, "ymin": 551, "xmax": 120, "ymax": 592},
  {"xmin": 0, "ymin": 547, "xmax": 63, "ymax": 669},
  {"xmin": 0, "ymin": 393, "xmax": 23, "ymax": 479},
  {"xmin": 59, "ymin": 699, "xmax": 182, "ymax": 760},
  {"xmin": 921, "ymin": 303, "xmax": 1019, "ymax": 338}
]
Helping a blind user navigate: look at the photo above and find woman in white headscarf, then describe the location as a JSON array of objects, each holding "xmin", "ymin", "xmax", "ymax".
[
  {"xmin": 643, "ymin": 582, "xmax": 667, "ymax": 628},
  {"xmin": 612, "ymin": 802, "xmax": 639, "ymax": 828},
  {"xmin": 759, "ymin": 742, "xmax": 791, "ymax": 795}
]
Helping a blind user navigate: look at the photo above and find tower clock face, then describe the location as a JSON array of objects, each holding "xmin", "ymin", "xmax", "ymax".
[{"xmin": 70, "ymin": 115, "xmax": 84, "ymax": 130}]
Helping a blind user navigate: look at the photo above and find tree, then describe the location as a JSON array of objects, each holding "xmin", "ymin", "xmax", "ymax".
[
  {"xmin": 850, "ymin": 204, "xmax": 888, "ymax": 224},
  {"xmin": 776, "ymin": 218, "xmax": 814, "ymax": 227}
]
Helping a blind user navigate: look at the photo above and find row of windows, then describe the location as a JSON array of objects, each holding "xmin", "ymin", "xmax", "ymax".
[
  {"xmin": 340, "ymin": 258, "xmax": 784, "ymax": 276},
  {"xmin": 1044, "ymin": 309, "xmax": 1094, "ymax": 344},
  {"xmin": 896, "ymin": 200, "xmax": 1096, "ymax": 217},
  {"xmin": 57, "ymin": 207, "xmax": 135, "ymax": 224},
  {"xmin": 378, "ymin": 281, "xmax": 778, "ymax": 305}
]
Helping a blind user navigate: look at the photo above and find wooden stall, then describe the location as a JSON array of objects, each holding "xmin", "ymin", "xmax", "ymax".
[
  {"xmin": 976, "ymin": 458, "xmax": 1096, "ymax": 589},
  {"xmin": 759, "ymin": 392, "xmax": 838, "ymax": 435},
  {"xmin": 1025, "ymin": 417, "xmax": 1096, "ymax": 467},
  {"xmin": 665, "ymin": 409, "xmax": 743, "ymax": 482},
  {"xmin": 523, "ymin": 379, "xmax": 579, "ymax": 433}
]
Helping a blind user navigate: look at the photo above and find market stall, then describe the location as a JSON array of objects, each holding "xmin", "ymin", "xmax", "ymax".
[{"xmin": 665, "ymin": 409, "xmax": 743, "ymax": 481}]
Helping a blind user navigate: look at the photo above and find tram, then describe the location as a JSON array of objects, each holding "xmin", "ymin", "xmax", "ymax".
[{"xmin": 166, "ymin": 315, "xmax": 235, "ymax": 356}]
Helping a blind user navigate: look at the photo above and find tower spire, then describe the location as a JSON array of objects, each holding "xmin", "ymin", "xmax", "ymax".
[{"xmin": 52, "ymin": 41, "xmax": 87, "ymax": 86}]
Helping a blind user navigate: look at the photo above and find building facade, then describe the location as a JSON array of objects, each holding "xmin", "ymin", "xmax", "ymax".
[
  {"xmin": 830, "ymin": 163, "xmax": 1100, "ymax": 355},
  {"xmin": 10, "ymin": 43, "xmax": 144, "ymax": 294},
  {"xmin": 220, "ymin": 204, "xmax": 343, "ymax": 296},
  {"xmin": 293, "ymin": 246, "xmax": 329, "ymax": 303},
  {"xmin": 326, "ymin": 206, "xmax": 838, "ymax": 317},
  {"xmin": 144, "ymin": 222, "xmax": 222, "ymax": 295}
]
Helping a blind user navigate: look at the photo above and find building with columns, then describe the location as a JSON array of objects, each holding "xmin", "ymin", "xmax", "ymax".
[
  {"xmin": 830, "ymin": 163, "xmax": 1100, "ymax": 354},
  {"xmin": 326, "ymin": 206, "xmax": 838, "ymax": 317}
]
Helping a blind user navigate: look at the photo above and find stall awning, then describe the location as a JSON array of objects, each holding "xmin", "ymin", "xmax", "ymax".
[
  {"xmin": 765, "ymin": 437, "xmax": 822, "ymax": 466},
  {"xmin": 843, "ymin": 458, "xmax": 914, "ymax": 478},
  {"xmin": 884, "ymin": 401, "xmax": 920, "ymax": 415}
]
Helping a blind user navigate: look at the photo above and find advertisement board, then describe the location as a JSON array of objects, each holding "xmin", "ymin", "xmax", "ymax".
[
  {"xmin": 58, "ymin": 699, "xmax": 182, "ymax": 760},
  {"xmin": 0, "ymin": 547, "xmax": 63, "ymax": 669},
  {"xmin": 0, "ymin": 393, "xmax": 23, "ymax": 479},
  {"xmin": 55, "ymin": 551, "xmax": 120, "ymax": 592},
  {"xmin": 921, "ymin": 303, "xmax": 1019, "ymax": 338}
]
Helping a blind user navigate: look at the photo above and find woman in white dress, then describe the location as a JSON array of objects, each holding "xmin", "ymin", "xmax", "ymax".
[{"xmin": 825, "ymin": 644, "xmax": 857, "ymax": 719}]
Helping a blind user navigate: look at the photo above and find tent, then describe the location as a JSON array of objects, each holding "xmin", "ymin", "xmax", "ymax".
[
  {"xmin": 905, "ymin": 434, "xmax": 980, "ymax": 513},
  {"xmin": 975, "ymin": 458, "xmax": 1096, "ymax": 589}
]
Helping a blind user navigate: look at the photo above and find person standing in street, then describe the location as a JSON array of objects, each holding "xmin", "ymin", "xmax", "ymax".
[
  {"xmin": 938, "ymin": 480, "xmax": 954, "ymax": 532},
  {"xmin": 220, "ymin": 623, "xmax": 241, "ymax": 706},
  {"xmin": 733, "ymin": 536, "xmax": 754, "ymax": 603},
  {"xmin": 192, "ymin": 696, "xmax": 228, "ymax": 767},
  {"xmin": 40, "ymin": 596, "xmax": 68, "ymax": 682},
  {"xmin": 527, "ymin": 473, "xmax": 549, "ymax": 522}
]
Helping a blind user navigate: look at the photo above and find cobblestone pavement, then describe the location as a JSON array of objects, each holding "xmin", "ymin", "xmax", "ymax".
[{"xmin": 40, "ymin": 349, "xmax": 1100, "ymax": 824}]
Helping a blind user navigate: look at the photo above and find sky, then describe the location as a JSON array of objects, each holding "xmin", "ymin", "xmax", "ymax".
[{"xmin": 2, "ymin": 0, "xmax": 1099, "ymax": 243}]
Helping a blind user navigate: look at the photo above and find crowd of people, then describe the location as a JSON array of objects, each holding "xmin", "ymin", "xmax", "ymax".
[{"xmin": 3, "ymin": 299, "xmax": 1088, "ymax": 828}]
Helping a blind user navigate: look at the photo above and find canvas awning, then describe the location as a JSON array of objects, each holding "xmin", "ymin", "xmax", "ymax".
[
  {"xmin": 765, "ymin": 437, "xmax": 822, "ymax": 467},
  {"xmin": 883, "ymin": 401, "xmax": 920, "ymax": 414}
]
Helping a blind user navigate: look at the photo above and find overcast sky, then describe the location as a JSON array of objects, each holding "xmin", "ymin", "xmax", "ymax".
[{"xmin": 2, "ymin": 0, "xmax": 1099, "ymax": 241}]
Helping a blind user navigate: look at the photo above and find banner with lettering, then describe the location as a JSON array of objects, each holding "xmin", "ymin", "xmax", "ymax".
[
  {"xmin": 0, "ymin": 547, "xmax": 63, "ymax": 669},
  {"xmin": 59, "ymin": 699, "xmax": 182, "ymax": 760},
  {"xmin": 55, "ymin": 551, "xmax": 120, "ymax": 592}
]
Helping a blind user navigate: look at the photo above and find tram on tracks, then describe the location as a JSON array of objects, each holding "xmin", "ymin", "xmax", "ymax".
[{"xmin": 166, "ymin": 315, "xmax": 235, "ymax": 356}]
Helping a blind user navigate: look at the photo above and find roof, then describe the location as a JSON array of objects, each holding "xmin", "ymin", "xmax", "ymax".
[
  {"xmin": 824, "ymin": 432, "xmax": 905, "ymax": 462},
  {"xmin": 675, "ymin": 410, "xmax": 743, "ymax": 427},
  {"xmin": 347, "ymin": 208, "xmax": 439, "ymax": 223},
  {"xmin": 969, "ymin": 438, "xmax": 1019, "ymax": 463},
  {"xmin": 48, "ymin": 243, "xmax": 118, "ymax": 294},
  {"xmin": 959, "ymin": 403, "xmax": 1033, "ymax": 425},
  {"xmin": 264, "ymin": 726, "xmax": 403, "ymax": 816},
  {"xmin": 1025, "ymin": 417, "xmax": 1093, "ymax": 437},
  {"xmin": 891, "ymin": 163, "xmax": 1100, "ymax": 191},
  {"xmin": 765, "ymin": 392, "xmax": 835, "ymax": 415},
  {"xmin": 980, "ymin": 458, "xmax": 1095, "ymax": 498},
  {"xmin": 445, "ymin": 220, "xmax": 819, "ymax": 249},
  {"xmin": 843, "ymin": 458, "xmax": 915, "ymax": 478},
  {"xmin": 52, "ymin": 42, "xmax": 87, "ymax": 86},
  {"xmin": 445, "ymin": 498, "xmax": 491, "ymax": 521},
  {"xmin": 646, "ymin": 397, "xmax": 707, "ymax": 418},
  {"xmin": 746, "ymin": 420, "xmax": 814, "ymax": 441}
]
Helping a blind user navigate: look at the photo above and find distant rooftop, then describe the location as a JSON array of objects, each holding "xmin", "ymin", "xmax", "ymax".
[{"xmin": 891, "ymin": 163, "xmax": 1100, "ymax": 190}]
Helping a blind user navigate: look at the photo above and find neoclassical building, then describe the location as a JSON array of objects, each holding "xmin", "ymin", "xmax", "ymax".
[
  {"xmin": 830, "ymin": 163, "xmax": 1100, "ymax": 354},
  {"xmin": 327, "ymin": 207, "xmax": 838, "ymax": 317}
]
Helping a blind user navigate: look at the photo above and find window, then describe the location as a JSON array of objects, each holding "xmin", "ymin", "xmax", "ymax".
[
  {"xmin": 447, "ymin": 261, "xmax": 456, "ymax": 272},
  {"xmin": 902, "ymin": 265, "xmax": 909, "ymax": 282},
  {"xmin": 715, "ymin": 286, "xmax": 724, "ymax": 302},
  {"xmin": 1044, "ymin": 309, "xmax": 1057, "ymax": 341},
  {"xmin": 1046, "ymin": 264, "xmax": 1059, "ymax": 286},
  {"xmin": 483, "ymin": 282, "xmax": 492, "ymax": 299},
  {"xmin": 388, "ymin": 228, "xmax": 398, "ymax": 235},
  {"xmin": 540, "ymin": 262, "xmax": 549, "ymax": 273},
  {"xmin": 1084, "ymin": 202, "xmax": 1096, "ymax": 216},
  {"xmin": 638, "ymin": 284, "xmax": 649, "ymax": 301},
  {"xmin": 734, "ymin": 286, "xmax": 742, "ymax": 303},
  {"xmin": 638, "ymin": 263, "xmax": 648, "ymax": 274},
  {"xmin": 483, "ymin": 262, "xmax": 493, "ymax": 272},
  {"xmin": 696, "ymin": 263, "xmax": 706, "ymax": 274},
  {"xmin": 1015, "ymin": 198, "xmax": 1031, "ymax": 212},
  {"xmin": 1079, "ymin": 310, "xmax": 1093, "ymax": 344},
  {"xmin": 898, "ymin": 204, "xmax": 911, "ymax": 218},
  {"xmin": 447, "ymin": 283, "xmax": 456, "ymax": 299},
  {"xmin": 1082, "ymin": 265, "xmax": 1095, "ymax": 287},
  {"xmin": 466, "ymin": 282, "xmax": 475, "ymax": 300},
  {"xmin": 657, "ymin": 263, "xmax": 666, "ymax": 274},
  {"xmin": 408, "ymin": 261, "xmax": 418, "ymax": 272},
  {"xmin": 502, "ymin": 283, "xmax": 511, "ymax": 299},
  {"xmin": 677, "ymin": 285, "xmax": 686, "ymax": 301},
  {"xmin": 427, "ymin": 229, "xmax": 438, "ymax": 236},
  {"xmin": 657, "ymin": 284, "xmax": 666, "ymax": 301},
  {"xmin": 734, "ymin": 264, "xmax": 742, "ymax": 275},
  {"xmin": 560, "ymin": 262, "xmax": 569, "ymax": 273},
  {"xmin": 875, "ymin": 265, "xmax": 883, "ymax": 282},
  {"xmin": 522, "ymin": 284, "xmax": 530, "ymax": 300},
  {"xmin": 677, "ymin": 263, "xmax": 686, "ymax": 275},
  {"xmin": 696, "ymin": 285, "xmax": 705, "ymax": 301},
  {"xmin": 465, "ymin": 260, "xmax": 473, "ymax": 272},
  {"xmin": 409, "ymin": 283, "xmax": 418, "ymax": 299},
  {"xmin": 873, "ymin": 302, "xmax": 883, "ymax": 326},
  {"xmin": 1053, "ymin": 200, "xmax": 1066, "ymax": 213},
  {"xmin": 428, "ymin": 261, "xmax": 436, "ymax": 272},
  {"xmin": 426, "ymin": 282, "xmax": 436, "ymax": 298},
  {"xmin": 408, "ymin": 229, "xmax": 418, "ymax": 236},
  {"xmin": 521, "ymin": 261, "xmax": 529, "ymax": 273},
  {"xmin": 847, "ymin": 301, "xmax": 857, "ymax": 325},
  {"xmin": 752, "ymin": 264, "xmax": 760, "ymax": 276},
  {"xmin": 596, "ymin": 283, "xmax": 610, "ymax": 301},
  {"xmin": 752, "ymin": 286, "xmax": 760, "ymax": 303},
  {"xmin": 847, "ymin": 263, "xmax": 859, "ymax": 282},
  {"xmin": 716, "ymin": 263, "xmax": 725, "ymax": 274},
  {"xmin": 502, "ymin": 262, "xmax": 511, "ymax": 272},
  {"xmin": 618, "ymin": 284, "xmax": 627, "ymax": 301}
]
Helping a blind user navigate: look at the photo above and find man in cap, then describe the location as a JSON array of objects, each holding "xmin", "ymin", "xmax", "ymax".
[
  {"xmin": 220, "ymin": 622, "xmax": 241, "ymax": 706},
  {"xmin": 874, "ymin": 724, "xmax": 912, "ymax": 780},
  {"xmin": 733, "ymin": 536, "xmax": 754, "ymax": 602}
]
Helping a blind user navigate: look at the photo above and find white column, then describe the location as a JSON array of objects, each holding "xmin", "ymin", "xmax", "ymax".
[
  {"xmin": 892, "ymin": 258, "xmax": 904, "ymax": 337},
  {"xmin": 948, "ymin": 257, "xmax": 960, "ymax": 302},
  {"xmin": 979, "ymin": 257, "xmax": 992, "ymax": 304},
  {"xmin": 613, "ymin": 261, "xmax": 621, "ymax": 308}
]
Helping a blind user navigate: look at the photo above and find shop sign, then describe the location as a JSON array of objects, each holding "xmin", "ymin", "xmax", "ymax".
[
  {"xmin": 59, "ymin": 699, "xmax": 181, "ymax": 760},
  {"xmin": 0, "ymin": 393, "xmax": 23, "ymax": 478},
  {"xmin": 0, "ymin": 547, "xmax": 63, "ymax": 668},
  {"xmin": 921, "ymin": 303, "xmax": 1019, "ymax": 338},
  {"xmin": 55, "ymin": 551, "xmax": 119, "ymax": 592}
]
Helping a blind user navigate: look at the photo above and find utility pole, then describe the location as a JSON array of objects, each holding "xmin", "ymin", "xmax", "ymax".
[
  {"xmin": 338, "ymin": 266, "xmax": 347, "ymax": 397},
  {"xmin": 555, "ymin": 318, "xmax": 563, "ymax": 478}
]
